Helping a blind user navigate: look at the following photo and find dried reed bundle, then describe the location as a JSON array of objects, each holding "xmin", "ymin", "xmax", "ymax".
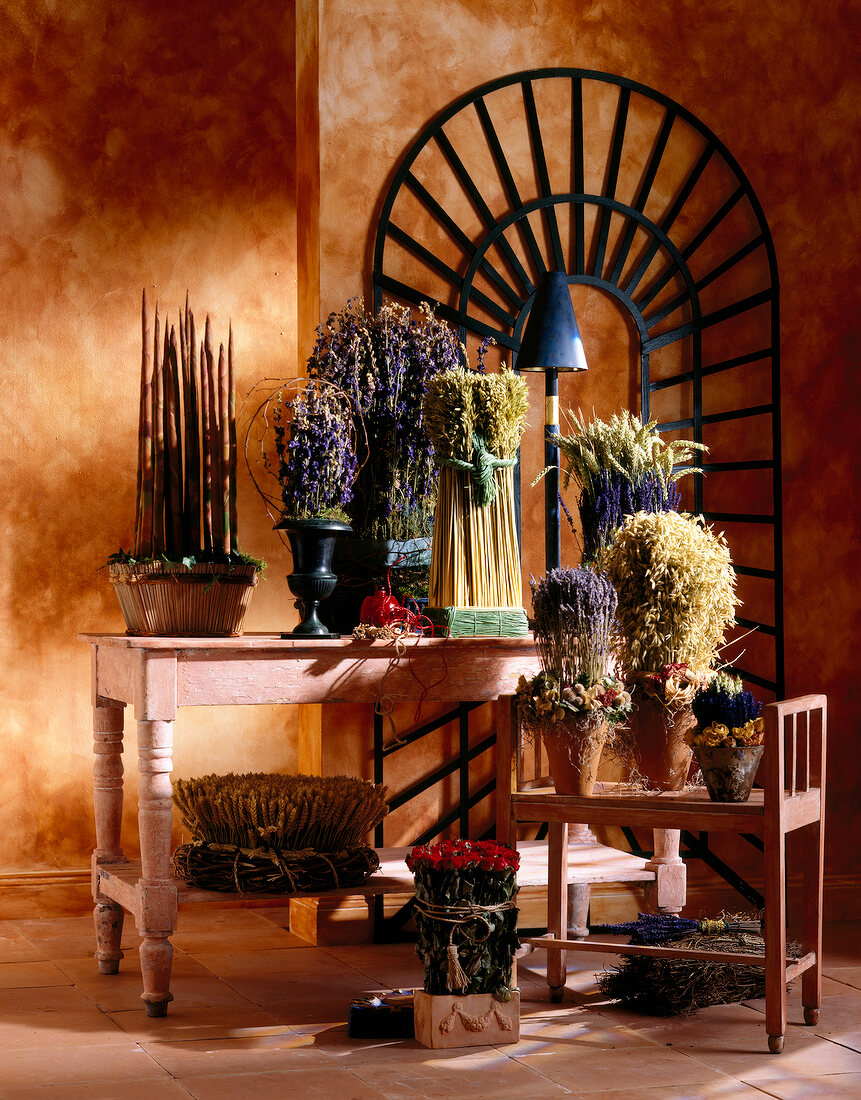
[
  {"xmin": 172, "ymin": 842, "xmax": 380, "ymax": 894},
  {"xmin": 424, "ymin": 366, "xmax": 528, "ymax": 608},
  {"xmin": 172, "ymin": 772, "xmax": 388, "ymax": 853},
  {"xmin": 133, "ymin": 290, "xmax": 239, "ymax": 560},
  {"xmin": 597, "ymin": 930, "xmax": 800, "ymax": 1016}
]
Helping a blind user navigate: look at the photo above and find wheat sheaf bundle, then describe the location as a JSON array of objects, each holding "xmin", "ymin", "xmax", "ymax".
[{"xmin": 172, "ymin": 772, "xmax": 388, "ymax": 853}]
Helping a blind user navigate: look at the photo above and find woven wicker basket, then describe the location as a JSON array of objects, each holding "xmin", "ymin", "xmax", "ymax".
[{"xmin": 109, "ymin": 561, "xmax": 258, "ymax": 636}]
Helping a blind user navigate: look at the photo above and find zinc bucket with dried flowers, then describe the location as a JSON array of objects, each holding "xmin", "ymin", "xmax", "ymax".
[
  {"xmin": 516, "ymin": 567, "xmax": 631, "ymax": 794},
  {"xmin": 602, "ymin": 511, "xmax": 737, "ymax": 790},
  {"xmin": 688, "ymin": 673, "xmax": 764, "ymax": 802}
]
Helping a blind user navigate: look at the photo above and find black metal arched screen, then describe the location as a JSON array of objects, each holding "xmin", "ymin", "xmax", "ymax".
[{"xmin": 372, "ymin": 68, "xmax": 783, "ymax": 699}]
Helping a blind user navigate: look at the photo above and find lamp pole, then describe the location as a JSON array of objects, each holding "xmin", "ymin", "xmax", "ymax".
[{"xmin": 516, "ymin": 272, "xmax": 588, "ymax": 574}]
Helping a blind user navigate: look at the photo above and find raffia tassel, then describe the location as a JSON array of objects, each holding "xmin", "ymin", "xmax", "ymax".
[{"xmin": 446, "ymin": 941, "xmax": 469, "ymax": 993}]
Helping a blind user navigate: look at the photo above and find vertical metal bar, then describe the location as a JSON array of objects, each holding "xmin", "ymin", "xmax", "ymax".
[
  {"xmin": 592, "ymin": 86, "xmax": 630, "ymax": 278},
  {"xmin": 640, "ymin": 350, "xmax": 651, "ymax": 423},
  {"xmin": 571, "ymin": 77, "xmax": 585, "ymax": 275},
  {"xmin": 545, "ymin": 369, "xmax": 561, "ymax": 569},
  {"xmin": 374, "ymin": 709, "xmax": 385, "ymax": 848},
  {"xmin": 692, "ymin": 329, "xmax": 704, "ymax": 515},
  {"xmin": 459, "ymin": 704, "xmax": 470, "ymax": 837},
  {"xmin": 522, "ymin": 80, "xmax": 565, "ymax": 270}
]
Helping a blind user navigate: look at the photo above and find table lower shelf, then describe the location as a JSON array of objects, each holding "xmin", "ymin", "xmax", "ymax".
[{"xmin": 95, "ymin": 838, "xmax": 655, "ymax": 916}]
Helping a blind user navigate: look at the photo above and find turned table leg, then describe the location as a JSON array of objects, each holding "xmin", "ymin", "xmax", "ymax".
[
  {"xmin": 644, "ymin": 828, "xmax": 686, "ymax": 914},
  {"xmin": 137, "ymin": 717, "xmax": 177, "ymax": 1017},
  {"xmin": 92, "ymin": 699, "xmax": 127, "ymax": 975}
]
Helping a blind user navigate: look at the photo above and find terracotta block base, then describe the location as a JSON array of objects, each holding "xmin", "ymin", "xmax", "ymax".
[{"xmin": 413, "ymin": 990, "xmax": 520, "ymax": 1048}]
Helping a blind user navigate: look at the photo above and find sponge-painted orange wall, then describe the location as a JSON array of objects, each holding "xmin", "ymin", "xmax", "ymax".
[{"xmin": 1, "ymin": 1, "xmax": 858, "ymax": 911}]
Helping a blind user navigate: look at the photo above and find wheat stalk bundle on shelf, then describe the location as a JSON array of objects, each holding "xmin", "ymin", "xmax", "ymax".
[{"xmin": 423, "ymin": 366, "xmax": 528, "ymax": 609}]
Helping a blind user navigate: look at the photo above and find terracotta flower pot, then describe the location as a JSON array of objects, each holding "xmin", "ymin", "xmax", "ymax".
[
  {"xmin": 694, "ymin": 744, "xmax": 764, "ymax": 802},
  {"xmin": 540, "ymin": 712, "xmax": 610, "ymax": 796},
  {"xmin": 630, "ymin": 695, "xmax": 695, "ymax": 791}
]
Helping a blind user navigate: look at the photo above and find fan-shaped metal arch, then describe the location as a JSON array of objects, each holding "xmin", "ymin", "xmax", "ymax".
[{"xmin": 373, "ymin": 68, "xmax": 783, "ymax": 697}]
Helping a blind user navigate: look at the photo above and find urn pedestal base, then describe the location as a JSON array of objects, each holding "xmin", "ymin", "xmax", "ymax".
[{"xmin": 413, "ymin": 990, "xmax": 520, "ymax": 1049}]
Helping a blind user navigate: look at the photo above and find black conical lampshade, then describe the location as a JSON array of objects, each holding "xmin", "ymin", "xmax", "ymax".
[{"xmin": 517, "ymin": 272, "xmax": 588, "ymax": 372}]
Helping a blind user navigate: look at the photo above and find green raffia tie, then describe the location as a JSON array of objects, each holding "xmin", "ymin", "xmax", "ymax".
[{"xmin": 444, "ymin": 433, "xmax": 516, "ymax": 507}]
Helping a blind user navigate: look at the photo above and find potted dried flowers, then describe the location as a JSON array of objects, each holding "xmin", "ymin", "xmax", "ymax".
[
  {"xmin": 516, "ymin": 567, "xmax": 631, "ymax": 794},
  {"xmin": 602, "ymin": 511, "xmax": 737, "ymax": 790},
  {"xmin": 551, "ymin": 409, "xmax": 704, "ymax": 563},
  {"xmin": 422, "ymin": 362, "xmax": 530, "ymax": 636},
  {"xmin": 109, "ymin": 292, "xmax": 262, "ymax": 636},
  {"xmin": 307, "ymin": 298, "xmax": 461, "ymax": 624},
  {"xmin": 407, "ymin": 839, "xmax": 521, "ymax": 1048},
  {"xmin": 245, "ymin": 378, "xmax": 359, "ymax": 637},
  {"xmin": 688, "ymin": 673, "xmax": 764, "ymax": 802}
]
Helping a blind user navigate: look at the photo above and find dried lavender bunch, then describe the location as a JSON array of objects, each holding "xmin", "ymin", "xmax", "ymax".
[
  {"xmin": 308, "ymin": 299, "xmax": 461, "ymax": 540},
  {"xmin": 530, "ymin": 567, "xmax": 617, "ymax": 687},
  {"xmin": 272, "ymin": 382, "xmax": 358, "ymax": 521},
  {"xmin": 550, "ymin": 410, "xmax": 704, "ymax": 563}
]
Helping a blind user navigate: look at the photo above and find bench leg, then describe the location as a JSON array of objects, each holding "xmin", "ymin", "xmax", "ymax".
[
  {"xmin": 644, "ymin": 829, "xmax": 686, "ymax": 914},
  {"xmin": 801, "ymin": 818, "xmax": 824, "ymax": 1026},
  {"xmin": 547, "ymin": 821, "xmax": 568, "ymax": 1001}
]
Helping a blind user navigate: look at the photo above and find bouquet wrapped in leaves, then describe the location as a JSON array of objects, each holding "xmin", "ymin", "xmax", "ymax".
[
  {"xmin": 407, "ymin": 840, "xmax": 520, "ymax": 1000},
  {"xmin": 689, "ymin": 672, "xmax": 764, "ymax": 748}
]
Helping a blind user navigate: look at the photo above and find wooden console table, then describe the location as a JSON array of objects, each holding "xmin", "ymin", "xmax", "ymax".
[
  {"xmin": 511, "ymin": 695, "xmax": 826, "ymax": 1053},
  {"xmin": 80, "ymin": 633, "xmax": 540, "ymax": 1016}
]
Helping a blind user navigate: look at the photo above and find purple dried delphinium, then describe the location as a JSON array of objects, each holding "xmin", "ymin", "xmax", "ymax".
[
  {"xmin": 273, "ymin": 384, "xmax": 358, "ymax": 520},
  {"xmin": 307, "ymin": 299, "xmax": 462, "ymax": 540},
  {"xmin": 581, "ymin": 468, "xmax": 681, "ymax": 562},
  {"xmin": 530, "ymin": 567, "xmax": 617, "ymax": 687}
]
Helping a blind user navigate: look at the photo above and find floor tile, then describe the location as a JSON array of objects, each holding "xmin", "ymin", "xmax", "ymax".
[
  {"xmin": 107, "ymin": 1003, "xmax": 283, "ymax": 1044},
  {"xmin": 512, "ymin": 1043, "xmax": 733, "ymax": 1092},
  {"xmin": 0, "ymin": 1007, "xmax": 135, "ymax": 1051},
  {"xmin": 0, "ymin": 1044, "xmax": 170, "ymax": 1089},
  {"xmin": 824, "ymin": 966, "xmax": 861, "ymax": 991},
  {"xmin": 0, "ymin": 985, "xmax": 98, "ymax": 1015},
  {"xmin": 1, "ymin": 1080, "xmax": 194, "ymax": 1100},
  {"xmin": 141, "ymin": 1029, "xmax": 335, "ymax": 1076},
  {"xmin": 175, "ymin": 1066, "xmax": 382, "ymax": 1099},
  {"xmin": 671, "ymin": 1025, "xmax": 861, "ymax": 1082},
  {"xmin": 0, "ymin": 926, "xmax": 47, "ymax": 963},
  {"xmin": 749, "ymin": 1073, "xmax": 861, "ymax": 1098},
  {"xmin": 353, "ymin": 1048, "xmax": 572, "ymax": 1098},
  {"xmin": 0, "ymin": 960, "xmax": 73, "ymax": 989}
]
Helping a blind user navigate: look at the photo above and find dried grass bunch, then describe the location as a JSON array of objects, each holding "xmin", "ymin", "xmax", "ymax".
[
  {"xmin": 172, "ymin": 772, "xmax": 388, "ymax": 852},
  {"xmin": 550, "ymin": 409, "xmax": 704, "ymax": 562},
  {"xmin": 423, "ymin": 364, "xmax": 528, "ymax": 467},
  {"xmin": 602, "ymin": 511, "xmax": 737, "ymax": 677}
]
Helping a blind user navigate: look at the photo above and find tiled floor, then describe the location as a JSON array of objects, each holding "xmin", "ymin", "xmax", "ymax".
[{"xmin": 1, "ymin": 910, "xmax": 860, "ymax": 1098}]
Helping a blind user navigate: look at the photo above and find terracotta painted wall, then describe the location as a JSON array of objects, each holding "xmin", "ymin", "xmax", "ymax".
[
  {"xmin": 1, "ymin": 0, "xmax": 858, "ymax": 913},
  {"xmin": 316, "ymin": 0, "xmax": 861, "ymax": 887},
  {"xmin": 0, "ymin": 1, "xmax": 304, "ymax": 908}
]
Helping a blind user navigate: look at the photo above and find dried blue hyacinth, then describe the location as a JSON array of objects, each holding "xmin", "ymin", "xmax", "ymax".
[{"xmin": 530, "ymin": 567, "xmax": 617, "ymax": 688}]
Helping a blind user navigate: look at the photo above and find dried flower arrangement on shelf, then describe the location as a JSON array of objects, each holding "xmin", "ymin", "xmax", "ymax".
[
  {"xmin": 307, "ymin": 298, "xmax": 460, "ymax": 542},
  {"xmin": 550, "ymin": 409, "xmax": 704, "ymax": 562},
  {"xmin": 108, "ymin": 291, "xmax": 262, "ymax": 636},
  {"xmin": 244, "ymin": 378, "xmax": 361, "ymax": 525},
  {"xmin": 422, "ymin": 362, "xmax": 529, "ymax": 634},
  {"xmin": 602, "ymin": 510, "xmax": 738, "ymax": 789},
  {"xmin": 688, "ymin": 672, "xmax": 765, "ymax": 802},
  {"xmin": 244, "ymin": 377, "xmax": 362, "ymax": 637},
  {"xmin": 516, "ymin": 567, "xmax": 631, "ymax": 794}
]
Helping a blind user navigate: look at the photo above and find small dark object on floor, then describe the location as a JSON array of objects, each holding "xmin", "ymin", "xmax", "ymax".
[
  {"xmin": 597, "ymin": 930, "xmax": 801, "ymax": 1016},
  {"xmin": 348, "ymin": 991, "xmax": 416, "ymax": 1038}
]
